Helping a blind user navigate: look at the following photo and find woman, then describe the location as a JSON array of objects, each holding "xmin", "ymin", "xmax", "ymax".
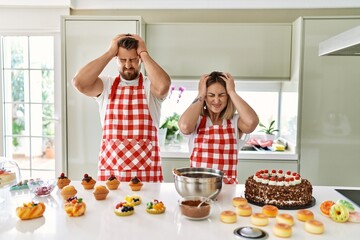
[{"xmin": 178, "ymin": 71, "xmax": 259, "ymax": 184}]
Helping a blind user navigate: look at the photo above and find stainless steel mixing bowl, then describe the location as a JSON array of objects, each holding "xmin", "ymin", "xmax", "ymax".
[{"xmin": 173, "ymin": 167, "xmax": 223, "ymax": 199}]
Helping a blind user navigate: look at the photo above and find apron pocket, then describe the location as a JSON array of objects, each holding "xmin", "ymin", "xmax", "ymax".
[{"xmin": 99, "ymin": 139, "xmax": 152, "ymax": 171}]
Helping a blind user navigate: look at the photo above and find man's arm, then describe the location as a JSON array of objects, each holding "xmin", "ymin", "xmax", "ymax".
[
  {"xmin": 131, "ymin": 35, "xmax": 171, "ymax": 99},
  {"xmin": 72, "ymin": 34, "xmax": 125, "ymax": 97}
]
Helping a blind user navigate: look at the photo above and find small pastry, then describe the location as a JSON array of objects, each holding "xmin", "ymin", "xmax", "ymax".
[
  {"xmin": 61, "ymin": 185, "xmax": 77, "ymax": 200},
  {"xmin": 129, "ymin": 176, "xmax": 143, "ymax": 191},
  {"xmin": 236, "ymin": 204, "xmax": 252, "ymax": 217},
  {"xmin": 57, "ymin": 172, "xmax": 71, "ymax": 189},
  {"xmin": 276, "ymin": 213, "xmax": 294, "ymax": 226},
  {"xmin": 16, "ymin": 202, "xmax": 46, "ymax": 220},
  {"xmin": 114, "ymin": 202, "xmax": 135, "ymax": 216},
  {"xmin": 305, "ymin": 219, "xmax": 325, "ymax": 234},
  {"xmin": 296, "ymin": 209, "xmax": 314, "ymax": 222},
  {"xmin": 64, "ymin": 197, "xmax": 86, "ymax": 217},
  {"xmin": 232, "ymin": 197, "xmax": 248, "ymax": 207},
  {"xmin": 81, "ymin": 173, "xmax": 96, "ymax": 190},
  {"xmin": 146, "ymin": 199, "xmax": 166, "ymax": 214},
  {"xmin": 320, "ymin": 200, "xmax": 335, "ymax": 217},
  {"xmin": 93, "ymin": 185, "xmax": 109, "ymax": 200},
  {"xmin": 348, "ymin": 211, "xmax": 360, "ymax": 223},
  {"xmin": 10, "ymin": 180, "xmax": 29, "ymax": 191},
  {"xmin": 262, "ymin": 205, "xmax": 278, "ymax": 218},
  {"xmin": 251, "ymin": 213, "xmax": 269, "ymax": 226},
  {"xmin": 273, "ymin": 223, "xmax": 292, "ymax": 238},
  {"xmin": 329, "ymin": 204, "xmax": 349, "ymax": 223},
  {"xmin": 337, "ymin": 199, "xmax": 355, "ymax": 213},
  {"xmin": 106, "ymin": 174, "xmax": 120, "ymax": 190},
  {"xmin": 220, "ymin": 210, "xmax": 237, "ymax": 223},
  {"xmin": 125, "ymin": 195, "xmax": 142, "ymax": 206}
]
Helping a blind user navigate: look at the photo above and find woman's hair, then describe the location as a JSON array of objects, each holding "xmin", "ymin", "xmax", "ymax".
[
  {"xmin": 201, "ymin": 71, "xmax": 235, "ymax": 119},
  {"xmin": 118, "ymin": 37, "xmax": 138, "ymax": 50}
]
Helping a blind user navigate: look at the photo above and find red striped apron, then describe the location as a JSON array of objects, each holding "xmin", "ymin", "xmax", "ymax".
[
  {"xmin": 190, "ymin": 116, "xmax": 238, "ymax": 184},
  {"xmin": 97, "ymin": 73, "xmax": 163, "ymax": 182}
]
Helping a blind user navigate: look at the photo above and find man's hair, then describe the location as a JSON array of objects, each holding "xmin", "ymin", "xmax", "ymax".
[
  {"xmin": 201, "ymin": 71, "xmax": 236, "ymax": 120},
  {"xmin": 118, "ymin": 37, "xmax": 138, "ymax": 50}
]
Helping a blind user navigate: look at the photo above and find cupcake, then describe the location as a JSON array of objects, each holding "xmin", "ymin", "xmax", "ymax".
[
  {"xmin": 61, "ymin": 185, "xmax": 77, "ymax": 200},
  {"xmin": 81, "ymin": 173, "xmax": 96, "ymax": 190},
  {"xmin": 57, "ymin": 172, "xmax": 71, "ymax": 189},
  {"xmin": 64, "ymin": 197, "xmax": 86, "ymax": 217},
  {"xmin": 129, "ymin": 176, "xmax": 143, "ymax": 191},
  {"xmin": 106, "ymin": 174, "xmax": 120, "ymax": 190},
  {"xmin": 93, "ymin": 185, "xmax": 109, "ymax": 200}
]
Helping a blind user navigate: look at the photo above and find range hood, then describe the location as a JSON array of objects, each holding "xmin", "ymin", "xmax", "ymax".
[{"xmin": 319, "ymin": 25, "xmax": 360, "ymax": 56}]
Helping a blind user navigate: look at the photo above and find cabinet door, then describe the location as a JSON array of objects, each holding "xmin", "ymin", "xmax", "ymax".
[
  {"xmin": 63, "ymin": 17, "xmax": 140, "ymax": 179},
  {"xmin": 147, "ymin": 23, "xmax": 291, "ymax": 80},
  {"xmin": 299, "ymin": 18, "xmax": 360, "ymax": 186}
]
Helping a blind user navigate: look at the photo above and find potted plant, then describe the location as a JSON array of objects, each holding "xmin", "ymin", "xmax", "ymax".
[
  {"xmin": 160, "ymin": 113, "xmax": 180, "ymax": 143},
  {"xmin": 258, "ymin": 120, "xmax": 279, "ymax": 140}
]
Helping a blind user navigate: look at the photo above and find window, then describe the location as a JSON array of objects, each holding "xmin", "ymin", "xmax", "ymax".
[
  {"xmin": 1, "ymin": 36, "xmax": 55, "ymax": 179},
  {"xmin": 160, "ymin": 80, "xmax": 280, "ymax": 147}
]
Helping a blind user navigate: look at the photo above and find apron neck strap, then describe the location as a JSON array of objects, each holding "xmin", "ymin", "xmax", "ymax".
[{"xmin": 110, "ymin": 73, "xmax": 143, "ymax": 100}]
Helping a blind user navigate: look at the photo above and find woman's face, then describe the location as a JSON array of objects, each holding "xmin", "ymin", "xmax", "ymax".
[{"xmin": 205, "ymin": 82, "xmax": 228, "ymax": 114}]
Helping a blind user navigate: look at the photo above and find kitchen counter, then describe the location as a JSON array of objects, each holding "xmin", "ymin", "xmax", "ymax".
[{"xmin": 0, "ymin": 182, "xmax": 359, "ymax": 240}]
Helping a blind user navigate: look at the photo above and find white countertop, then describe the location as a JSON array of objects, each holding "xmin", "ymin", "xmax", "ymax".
[{"xmin": 0, "ymin": 182, "xmax": 359, "ymax": 240}]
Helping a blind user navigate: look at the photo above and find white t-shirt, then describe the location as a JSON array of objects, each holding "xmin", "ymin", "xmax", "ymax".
[
  {"xmin": 186, "ymin": 114, "xmax": 249, "ymax": 153},
  {"xmin": 95, "ymin": 75, "xmax": 163, "ymax": 128}
]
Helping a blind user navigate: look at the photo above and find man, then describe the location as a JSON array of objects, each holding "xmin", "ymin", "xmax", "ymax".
[{"xmin": 73, "ymin": 34, "xmax": 171, "ymax": 182}]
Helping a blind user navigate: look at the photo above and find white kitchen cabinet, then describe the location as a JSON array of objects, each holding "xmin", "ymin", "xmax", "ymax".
[
  {"xmin": 62, "ymin": 16, "xmax": 143, "ymax": 180},
  {"xmin": 299, "ymin": 17, "xmax": 360, "ymax": 186},
  {"xmin": 146, "ymin": 23, "xmax": 291, "ymax": 80}
]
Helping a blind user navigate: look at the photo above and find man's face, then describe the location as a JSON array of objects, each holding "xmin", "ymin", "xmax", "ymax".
[{"xmin": 116, "ymin": 47, "xmax": 141, "ymax": 80}]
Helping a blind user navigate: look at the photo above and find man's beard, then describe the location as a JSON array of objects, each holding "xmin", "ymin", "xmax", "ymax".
[{"xmin": 120, "ymin": 68, "xmax": 140, "ymax": 80}]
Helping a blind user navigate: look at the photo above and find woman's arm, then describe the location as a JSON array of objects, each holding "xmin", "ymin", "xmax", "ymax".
[
  {"xmin": 178, "ymin": 74, "xmax": 208, "ymax": 135},
  {"xmin": 222, "ymin": 73, "xmax": 259, "ymax": 134}
]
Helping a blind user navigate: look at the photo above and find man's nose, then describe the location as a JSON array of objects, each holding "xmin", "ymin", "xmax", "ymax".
[{"xmin": 124, "ymin": 60, "xmax": 132, "ymax": 68}]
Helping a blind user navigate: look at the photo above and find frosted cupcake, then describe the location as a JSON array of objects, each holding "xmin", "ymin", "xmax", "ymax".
[
  {"xmin": 106, "ymin": 174, "xmax": 120, "ymax": 190},
  {"xmin": 81, "ymin": 173, "xmax": 96, "ymax": 190},
  {"xmin": 129, "ymin": 176, "xmax": 143, "ymax": 191}
]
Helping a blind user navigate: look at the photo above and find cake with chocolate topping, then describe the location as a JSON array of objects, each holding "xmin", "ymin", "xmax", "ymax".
[{"xmin": 244, "ymin": 169, "xmax": 313, "ymax": 208}]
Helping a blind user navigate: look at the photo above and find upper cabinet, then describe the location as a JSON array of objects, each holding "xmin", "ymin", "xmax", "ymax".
[{"xmin": 146, "ymin": 23, "xmax": 292, "ymax": 80}]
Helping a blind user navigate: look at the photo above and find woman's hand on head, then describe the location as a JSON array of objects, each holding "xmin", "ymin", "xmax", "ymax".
[
  {"xmin": 222, "ymin": 72, "xmax": 236, "ymax": 94},
  {"xmin": 198, "ymin": 74, "xmax": 209, "ymax": 97}
]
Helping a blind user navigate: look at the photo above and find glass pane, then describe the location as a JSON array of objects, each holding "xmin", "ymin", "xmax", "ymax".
[
  {"xmin": 30, "ymin": 104, "xmax": 43, "ymax": 137},
  {"xmin": 5, "ymin": 103, "xmax": 26, "ymax": 137},
  {"xmin": 29, "ymin": 70, "xmax": 43, "ymax": 103},
  {"xmin": 29, "ymin": 69, "xmax": 54, "ymax": 103},
  {"xmin": 31, "ymin": 137, "xmax": 43, "ymax": 158},
  {"xmin": 29, "ymin": 36, "xmax": 54, "ymax": 69},
  {"xmin": 42, "ymin": 136, "xmax": 55, "ymax": 161},
  {"xmin": 2, "ymin": 36, "xmax": 28, "ymax": 69},
  {"xmin": 43, "ymin": 105, "xmax": 55, "ymax": 137},
  {"xmin": 242, "ymin": 92, "xmax": 279, "ymax": 132},
  {"xmin": 11, "ymin": 136, "xmax": 30, "ymax": 166},
  {"xmin": 3, "ymin": 69, "xmax": 28, "ymax": 102}
]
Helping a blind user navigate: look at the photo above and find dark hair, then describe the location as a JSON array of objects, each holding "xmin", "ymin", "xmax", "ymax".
[
  {"xmin": 206, "ymin": 71, "xmax": 226, "ymax": 89},
  {"xmin": 118, "ymin": 37, "xmax": 138, "ymax": 50},
  {"xmin": 201, "ymin": 71, "xmax": 236, "ymax": 119}
]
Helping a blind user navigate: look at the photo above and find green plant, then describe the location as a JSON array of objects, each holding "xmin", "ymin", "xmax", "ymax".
[
  {"xmin": 160, "ymin": 113, "xmax": 180, "ymax": 139},
  {"xmin": 258, "ymin": 120, "xmax": 279, "ymax": 135}
]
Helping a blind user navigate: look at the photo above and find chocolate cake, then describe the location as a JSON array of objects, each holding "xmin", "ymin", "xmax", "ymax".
[{"xmin": 244, "ymin": 169, "xmax": 313, "ymax": 208}]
